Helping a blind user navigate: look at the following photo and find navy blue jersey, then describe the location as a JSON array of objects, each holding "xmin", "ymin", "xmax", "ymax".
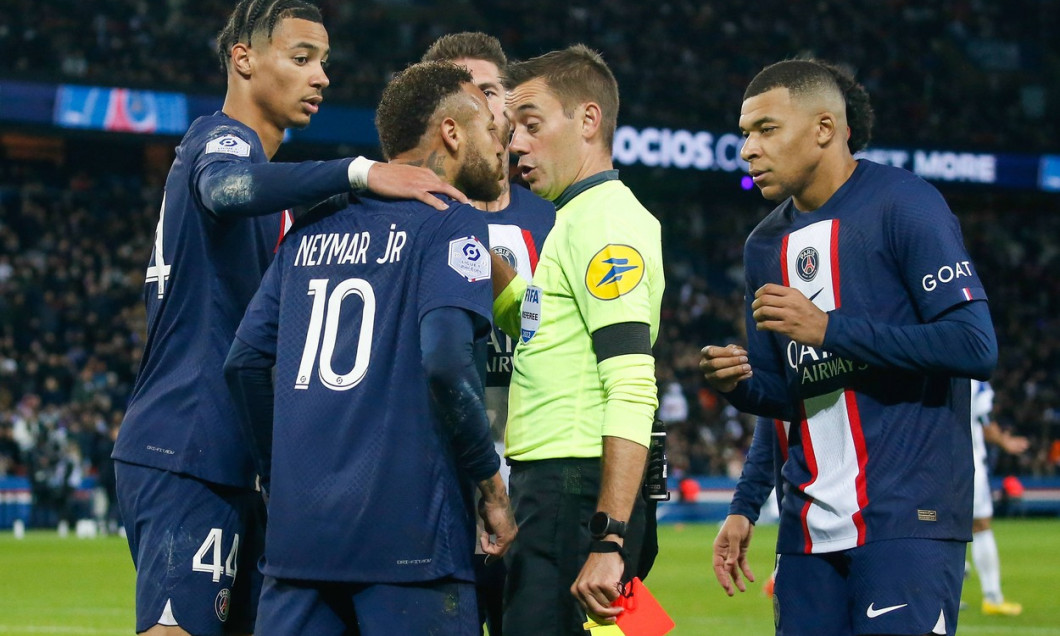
[
  {"xmin": 483, "ymin": 184, "xmax": 554, "ymax": 387},
  {"xmin": 742, "ymin": 160, "xmax": 986, "ymax": 554},
  {"xmin": 235, "ymin": 196, "xmax": 493, "ymax": 583},
  {"xmin": 114, "ymin": 112, "xmax": 351, "ymax": 487}
]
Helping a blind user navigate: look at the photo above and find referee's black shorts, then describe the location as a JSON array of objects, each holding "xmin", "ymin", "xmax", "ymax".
[{"xmin": 502, "ymin": 457, "xmax": 647, "ymax": 636}]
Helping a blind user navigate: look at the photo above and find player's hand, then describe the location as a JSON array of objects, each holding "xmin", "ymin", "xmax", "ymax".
[
  {"xmin": 700, "ymin": 344, "xmax": 752, "ymax": 393},
  {"xmin": 571, "ymin": 550, "xmax": 626, "ymax": 622},
  {"xmin": 713, "ymin": 514, "xmax": 755, "ymax": 596},
  {"xmin": 1000, "ymin": 432, "xmax": 1030, "ymax": 455},
  {"xmin": 365, "ymin": 162, "xmax": 469, "ymax": 210},
  {"xmin": 477, "ymin": 474, "xmax": 517, "ymax": 563},
  {"xmin": 752, "ymin": 283, "xmax": 829, "ymax": 346}
]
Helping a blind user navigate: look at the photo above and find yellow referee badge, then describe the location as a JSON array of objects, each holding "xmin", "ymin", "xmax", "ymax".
[{"xmin": 584, "ymin": 244, "xmax": 645, "ymax": 300}]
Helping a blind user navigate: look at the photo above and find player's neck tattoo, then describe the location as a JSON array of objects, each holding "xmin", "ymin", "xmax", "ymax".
[{"xmin": 426, "ymin": 151, "xmax": 446, "ymax": 178}]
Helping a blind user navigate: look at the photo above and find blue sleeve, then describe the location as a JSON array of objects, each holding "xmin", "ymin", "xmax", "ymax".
[
  {"xmin": 418, "ymin": 204, "xmax": 493, "ymax": 326},
  {"xmin": 722, "ymin": 278, "xmax": 799, "ymax": 421},
  {"xmin": 728, "ymin": 418, "xmax": 778, "ymax": 523},
  {"xmin": 886, "ymin": 177, "xmax": 988, "ymax": 320},
  {"xmin": 196, "ymin": 158, "xmax": 353, "ymax": 219},
  {"xmin": 823, "ymin": 300, "xmax": 997, "ymax": 379},
  {"xmin": 420, "ymin": 307, "xmax": 500, "ymax": 483},
  {"xmin": 234, "ymin": 246, "xmax": 283, "ymax": 356},
  {"xmin": 225, "ymin": 246, "xmax": 284, "ymax": 487},
  {"xmin": 223, "ymin": 336, "xmax": 276, "ymax": 490}
]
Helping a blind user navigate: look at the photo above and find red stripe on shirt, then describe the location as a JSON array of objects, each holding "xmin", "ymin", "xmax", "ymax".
[
  {"xmin": 275, "ymin": 210, "xmax": 294, "ymax": 252},
  {"xmin": 830, "ymin": 220, "xmax": 841, "ymax": 308},
  {"xmin": 797, "ymin": 406, "xmax": 818, "ymax": 553},
  {"xmin": 521, "ymin": 228, "xmax": 540, "ymax": 274},
  {"xmin": 774, "ymin": 419, "xmax": 789, "ymax": 461},
  {"xmin": 780, "ymin": 234, "xmax": 791, "ymax": 286},
  {"xmin": 845, "ymin": 389, "xmax": 870, "ymax": 545}
]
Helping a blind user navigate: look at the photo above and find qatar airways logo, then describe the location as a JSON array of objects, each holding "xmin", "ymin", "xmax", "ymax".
[
  {"xmin": 787, "ymin": 342, "xmax": 868, "ymax": 385},
  {"xmin": 922, "ymin": 260, "xmax": 973, "ymax": 291},
  {"xmin": 612, "ymin": 126, "xmax": 746, "ymax": 171}
]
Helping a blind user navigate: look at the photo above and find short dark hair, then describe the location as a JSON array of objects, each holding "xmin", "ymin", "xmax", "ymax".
[
  {"xmin": 421, "ymin": 32, "xmax": 507, "ymax": 74},
  {"xmin": 216, "ymin": 0, "xmax": 323, "ymax": 72},
  {"xmin": 375, "ymin": 61, "xmax": 475, "ymax": 160},
  {"xmin": 504, "ymin": 44, "xmax": 620, "ymax": 149},
  {"xmin": 745, "ymin": 59, "xmax": 875, "ymax": 154}
]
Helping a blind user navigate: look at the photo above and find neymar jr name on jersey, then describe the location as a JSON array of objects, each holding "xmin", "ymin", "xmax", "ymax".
[{"xmin": 292, "ymin": 225, "xmax": 409, "ymax": 268}]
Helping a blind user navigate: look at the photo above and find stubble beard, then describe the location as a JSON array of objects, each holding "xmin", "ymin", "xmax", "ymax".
[{"xmin": 456, "ymin": 141, "xmax": 504, "ymax": 203}]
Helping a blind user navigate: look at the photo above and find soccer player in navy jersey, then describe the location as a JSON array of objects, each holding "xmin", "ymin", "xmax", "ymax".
[
  {"xmin": 110, "ymin": 2, "xmax": 467, "ymax": 635},
  {"xmin": 224, "ymin": 60, "xmax": 517, "ymax": 636},
  {"xmin": 700, "ymin": 59, "xmax": 997, "ymax": 636},
  {"xmin": 422, "ymin": 32, "xmax": 556, "ymax": 636}
]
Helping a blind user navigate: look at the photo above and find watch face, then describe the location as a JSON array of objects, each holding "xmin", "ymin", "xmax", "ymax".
[{"xmin": 589, "ymin": 512, "xmax": 609, "ymax": 536}]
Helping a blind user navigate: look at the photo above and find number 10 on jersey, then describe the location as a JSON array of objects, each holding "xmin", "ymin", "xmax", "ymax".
[{"xmin": 296, "ymin": 278, "xmax": 376, "ymax": 391}]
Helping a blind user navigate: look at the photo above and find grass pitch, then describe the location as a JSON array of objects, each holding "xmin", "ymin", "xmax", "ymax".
[{"xmin": 0, "ymin": 518, "xmax": 1057, "ymax": 635}]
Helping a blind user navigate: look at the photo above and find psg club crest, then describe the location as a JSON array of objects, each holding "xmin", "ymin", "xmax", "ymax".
[
  {"xmin": 492, "ymin": 245, "xmax": 518, "ymax": 270},
  {"xmin": 215, "ymin": 588, "xmax": 231, "ymax": 622},
  {"xmin": 796, "ymin": 247, "xmax": 819, "ymax": 282}
]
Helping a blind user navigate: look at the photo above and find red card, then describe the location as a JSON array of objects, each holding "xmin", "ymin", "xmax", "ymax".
[{"xmin": 612, "ymin": 577, "xmax": 675, "ymax": 635}]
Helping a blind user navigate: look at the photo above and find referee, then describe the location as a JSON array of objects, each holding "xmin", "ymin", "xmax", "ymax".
[{"xmin": 490, "ymin": 45, "xmax": 664, "ymax": 634}]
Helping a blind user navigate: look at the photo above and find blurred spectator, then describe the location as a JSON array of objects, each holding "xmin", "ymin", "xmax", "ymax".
[
  {"xmin": 0, "ymin": 1, "xmax": 1056, "ymax": 150},
  {"xmin": 0, "ymin": 138, "xmax": 1056, "ymax": 508},
  {"xmin": 0, "ymin": 423, "xmax": 22, "ymax": 476}
]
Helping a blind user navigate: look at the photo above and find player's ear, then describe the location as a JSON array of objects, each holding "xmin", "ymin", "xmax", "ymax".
[
  {"xmin": 440, "ymin": 116, "xmax": 461, "ymax": 155},
  {"xmin": 581, "ymin": 102, "xmax": 602, "ymax": 141},
  {"xmin": 816, "ymin": 111, "xmax": 839, "ymax": 149},
  {"xmin": 231, "ymin": 43, "xmax": 252, "ymax": 78}
]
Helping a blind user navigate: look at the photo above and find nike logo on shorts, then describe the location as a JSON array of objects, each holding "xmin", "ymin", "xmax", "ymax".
[{"xmin": 866, "ymin": 602, "xmax": 908, "ymax": 618}]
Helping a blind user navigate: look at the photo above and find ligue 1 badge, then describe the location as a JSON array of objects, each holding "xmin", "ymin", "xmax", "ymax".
[
  {"xmin": 215, "ymin": 588, "xmax": 231, "ymax": 622},
  {"xmin": 448, "ymin": 236, "xmax": 491, "ymax": 282},
  {"xmin": 520, "ymin": 285, "xmax": 542, "ymax": 344},
  {"xmin": 796, "ymin": 247, "xmax": 819, "ymax": 282}
]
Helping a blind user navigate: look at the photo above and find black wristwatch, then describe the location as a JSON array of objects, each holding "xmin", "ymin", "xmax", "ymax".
[{"xmin": 589, "ymin": 511, "xmax": 627, "ymax": 540}]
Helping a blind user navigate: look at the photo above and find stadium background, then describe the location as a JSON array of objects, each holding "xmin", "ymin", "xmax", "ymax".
[{"xmin": 0, "ymin": 2, "xmax": 1058, "ymax": 632}]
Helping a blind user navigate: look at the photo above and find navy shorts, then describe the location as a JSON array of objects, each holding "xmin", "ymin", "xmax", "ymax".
[
  {"xmin": 255, "ymin": 576, "xmax": 478, "ymax": 636},
  {"xmin": 115, "ymin": 461, "xmax": 266, "ymax": 635},
  {"xmin": 773, "ymin": 538, "xmax": 965, "ymax": 636}
]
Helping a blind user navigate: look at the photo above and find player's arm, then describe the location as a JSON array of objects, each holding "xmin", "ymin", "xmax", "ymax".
[
  {"xmin": 420, "ymin": 306, "xmax": 516, "ymax": 557},
  {"xmin": 729, "ymin": 418, "xmax": 777, "ymax": 522},
  {"xmin": 983, "ymin": 421, "xmax": 1030, "ymax": 455},
  {"xmin": 223, "ymin": 336, "xmax": 276, "ymax": 492},
  {"xmin": 821, "ymin": 300, "xmax": 996, "ymax": 379},
  {"xmin": 823, "ymin": 178, "xmax": 996, "ymax": 379},
  {"xmin": 489, "ymin": 251, "xmax": 526, "ymax": 339},
  {"xmin": 709, "ymin": 284, "xmax": 800, "ymax": 420},
  {"xmin": 196, "ymin": 156, "xmax": 467, "ymax": 218},
  {"xmin": 223, "ymin": 251, "xmax": 284, "ymax": 491}
]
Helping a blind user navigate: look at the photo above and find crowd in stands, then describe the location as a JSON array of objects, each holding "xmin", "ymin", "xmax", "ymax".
[
  {"xmin": 1, "ymin": 0, "xmax": 1056, "ymax": 150},
  {"xmin": 1, "ymin": 151, "xmax": 1057, "ymax": 531},
  {"xmin": 0, "ymin": 0, "xmax": 1057, "ymax": 526}
]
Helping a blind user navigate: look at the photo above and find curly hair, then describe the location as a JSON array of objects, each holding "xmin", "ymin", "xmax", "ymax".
[
  {"xmin": 216, "ymin": 0, "xmax": 323, "ymax": 72},
  {"xmin": 421, "ymin": 32, "xmax": 507, "ymax": 73},
  {"xmin": 375, "ymin": 61, "xmax": 475, "ymax": 160},
  {"xmin": 744, "ymin": 58, "xmax": 875, "ymax": 154}
]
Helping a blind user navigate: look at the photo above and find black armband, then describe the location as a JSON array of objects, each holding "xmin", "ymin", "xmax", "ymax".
[{"xmin": 592, "ymin": 322, "xmax": 652, "ymax": 363}]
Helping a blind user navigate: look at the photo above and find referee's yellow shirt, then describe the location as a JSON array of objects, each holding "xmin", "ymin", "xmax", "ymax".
[{"xmin": 495, "ymin": 172, "xmax": 664, "ymax": 461}]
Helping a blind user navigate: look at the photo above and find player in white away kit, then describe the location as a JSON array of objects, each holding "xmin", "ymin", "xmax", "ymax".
[{"xmin": 967, "ymin": 379, "xmax": 1027, "ymax": 616}]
